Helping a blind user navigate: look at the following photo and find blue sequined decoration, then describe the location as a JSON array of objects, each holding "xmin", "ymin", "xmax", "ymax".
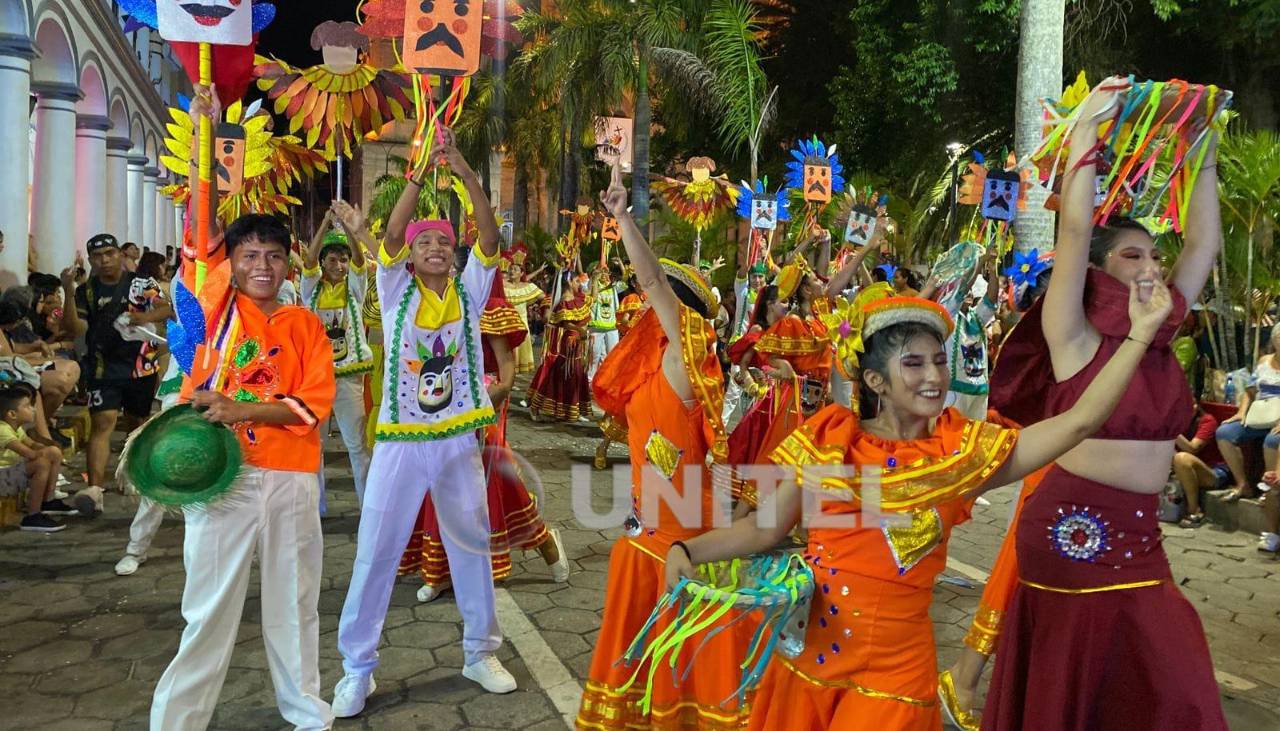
[
  {"xmin": 167, "ymin": 280, "xmax": 205, "ymax": 376},
  {"xmin": 1049, "ymin": 507, "xmax": 1111, "ymax": 562}
]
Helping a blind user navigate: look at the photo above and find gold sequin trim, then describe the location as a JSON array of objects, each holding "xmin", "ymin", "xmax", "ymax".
[
  {"xmin": 777, "ymin": 657, "xmax": 936, "ymax": 707},
  {"xmin": 1020, "ymin": 578, "xmax": 1163, "ymax": 594},
  {"xmin": 963, "ymin": 605, "xmax": 1003, "ymax": 655}
]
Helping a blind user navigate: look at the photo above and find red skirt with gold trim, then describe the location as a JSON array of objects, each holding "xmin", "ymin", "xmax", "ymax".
[
  {"xmin": 399, "ymin": 407, "xmax": 550, "ymax": 586},
  {"xmin": 575, "ymin": 532, "xmax": 754, "ymax": 731},
  {"xmin": 528, "ymin": 325, "xmax": 591, "ymax": 421}
]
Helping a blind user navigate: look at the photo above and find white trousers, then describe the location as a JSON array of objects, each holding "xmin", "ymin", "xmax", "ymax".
[
  {"xmin": 332, "ymin": 376, "xmax": 371, "ymax": 504},
  {"xmin": 588, "ymin": 329, "xmax": 620, "ymax": 381},
  {"xmin": 151, "ymin": 468, "xmax": 331, "ymax": 731},
  {"xmin": 338, "ymin": 436, "xmax": 500, "ymax": 675},
  {"xmin": 125, "ymin": 497, "xmax": 167, "ymax": 558}
]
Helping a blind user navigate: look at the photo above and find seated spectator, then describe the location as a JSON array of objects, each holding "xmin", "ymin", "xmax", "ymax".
[
  {"xmin": 1215, "ymin": 326, "xmax": 1280, "ymax": 501},
  {"xmin": 0, "ymin": 386, "xmax": 73, "ymax": 532},
  {"xmin": 1173, "ymin": 403, "xmax": 1229, "ymax": 528},
  {"xmin": 0, "ymin": 300, "xmax": 80, "ymax": 439}
]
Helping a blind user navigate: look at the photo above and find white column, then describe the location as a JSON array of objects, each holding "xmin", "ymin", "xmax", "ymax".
[
  {"xmin": 175, "ymin": 202, "xmax": 187, "ymax": 249},
  {"xmin": 141, "ymin": 166, "xmax": 158, "ymax": 250},
  {"xmin": 126, "ymin": 154, "xmax": 146, "ymax": 244},
  {"xmin": 0, "ymin": 37, "xmax": 34, "ymax": 285},
  {"xmin": 153, "ymin": 179, "xmax": 170, "ymax": 251},
  {"xmin": 30, "ymin": 82, "xmax": 82, "ymax": 272},
  {"xmin": 105, "ymin": 137, "xmax": 132, "ymax": 241},
  {"xmin": 74, "ymin": 114, "xmax": 111, "ymax": 250}
]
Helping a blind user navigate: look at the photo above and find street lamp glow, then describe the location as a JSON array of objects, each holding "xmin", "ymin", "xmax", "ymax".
[{"xmin": 946, "ymin": 141, "xmax": 964, "ymax": 155}]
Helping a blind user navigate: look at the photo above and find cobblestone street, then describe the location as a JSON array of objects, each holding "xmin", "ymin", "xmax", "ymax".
[{"xmin": 2, "ymin": 402, "xmax": 1279, "ymax": 730}]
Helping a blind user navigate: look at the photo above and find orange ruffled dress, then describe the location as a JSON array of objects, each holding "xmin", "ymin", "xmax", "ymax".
[
  {"xmin": 576, "ymin": 306, "xmax": 753, "ymax": 731},
  {"xmin": 398, "ymin": 280, "xmax": 552, "ymax": 586},
  {"xmin": 751, "ymin": 406, "xmax": 1017, "ymax": 731},
  {"xmin": 732, "ymin": 314, "xmax": 831, "ymax": 466}
]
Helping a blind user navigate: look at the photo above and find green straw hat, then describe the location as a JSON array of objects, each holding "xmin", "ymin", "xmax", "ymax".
[{"xmin": 118, "ymin": 403, "xmax": 243, "ymax": 507}]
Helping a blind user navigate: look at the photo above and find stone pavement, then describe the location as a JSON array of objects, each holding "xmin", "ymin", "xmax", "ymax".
[{"xmin": 2, "ymin": 404, "xmax": 1279, "ymax": 730}]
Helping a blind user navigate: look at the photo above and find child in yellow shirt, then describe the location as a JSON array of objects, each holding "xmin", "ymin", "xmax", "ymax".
[{"xmin": 0, "ymin": 386, "xmax": 72, "ymax": 532}]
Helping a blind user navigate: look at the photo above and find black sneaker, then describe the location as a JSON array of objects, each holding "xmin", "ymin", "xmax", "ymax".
[
  {"xmin": 40, "ymin": 499, "xmax": 79, "ymax": 516},
  {"xmin": 49, "ymin": 430, "xmax": 71, "ymax": 449},
  {"xmin": 20, "ymin": 513, "xmax": 65, "ymax": 532}
]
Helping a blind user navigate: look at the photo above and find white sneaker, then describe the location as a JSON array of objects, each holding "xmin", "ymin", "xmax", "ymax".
[
  {"xmin": 416, "ymin": 580, "xmax": 451, "ymax": 603},
  {"xmin": 52, "ymin": 488, "xmax": 68, "ymax": 500},
  {"xmin": 1258, "ymin": 532, "xmax": 1280, "ymax": 553},
  {"xmin": 332, "ymin": 673, "xmax": 376, "ymax": 718},
  {"xmin": 974, "ymin": 496, "xmax": 991, "ymax": 507},
  {"xmin": 114, "ymin": 554, "xmax": 145, "ymax": 576},
  {"xmin": 462, "ymin": 654, "xmax": 517, "ymax": 694},
  {"xmin": 56, "ymin": 474, "xmax": 70, "ymax": 487},
  {"xmin": 547, "ymin": 529, "xmax": 570, "ymax": 583},
  {"xmin": 73, "ymin": 486, "xmax": 104, "ymax": 517}
]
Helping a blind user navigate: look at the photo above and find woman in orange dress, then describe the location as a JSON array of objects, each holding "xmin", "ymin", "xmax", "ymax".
[
  {"xmin": 576, "ymin": 164, "xmax": 752, "ymax": 731},
  {"xmin": 399, "ymin": 276, "xmax": 570, "ymax": 600},
  {"xmin": 662, "ymin": 280, "xmax": 1173, "ymax": 730}
]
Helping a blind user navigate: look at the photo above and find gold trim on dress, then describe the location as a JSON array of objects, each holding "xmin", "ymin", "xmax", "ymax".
[
  {"xmin": 1020, "ymin": 578, "xmax": 1164, "ymax": 594},
  {"xmin": 963, "ymin": 605, "xmax": 1003, "ymax": 655},
  {"xmin": 777, "ymin": 657, "xmax": 937, "ymax": 707},
  {"xmin": 576, "ymin": 680, "xmax": 750, "ymax": 731}
]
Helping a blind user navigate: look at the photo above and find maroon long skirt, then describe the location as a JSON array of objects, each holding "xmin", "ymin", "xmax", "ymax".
[
  {"xmin": 982, "ymin": 466, "xmax": 1226, "ymax": 731},
  {"xmin": 527, "ymin": 325, "xmax": 591, "ymax": 421}
]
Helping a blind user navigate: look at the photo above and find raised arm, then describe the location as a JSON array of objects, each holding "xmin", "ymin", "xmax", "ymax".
[
  {"xmin": 330, "ymin": 200, "xmax": 372, "ymax": 269},
  {"xmin": 303, "ymin": 210, "xmax": 334, "ymax": 269},
  {"xmin": 1169, "ymin": 128, "xmax": 1221, "ymax": 303},
  {"xmin": 982, "ymin": 277, "xmax": 1173, "ymax": 489},
  {"xmin": 434, "ymin": 128, "xmax": 499, "ymax": 260},
  {"xmin": 384, "ymin": 151, "xmax": 423, "ymax": 261},
  {"xmin": 1043, "ymin": 77, "xmax": 1130, "ymax": 365},
  {"xmin": 829, "ymin": 244, "xmax": 875, "ymax": 297}
]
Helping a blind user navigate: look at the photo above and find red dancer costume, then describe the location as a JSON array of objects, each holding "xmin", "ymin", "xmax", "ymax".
[
  {"xmin": 527, "ymin": 276, "xmax": 592, "ymax": 420},
  {"xmin": 399, "ymin": 278, "xmax": 565, "ymax": 590},
  {"xmin": 982, "ymin": 270, "xmax": 1226, "ymax": 730}
]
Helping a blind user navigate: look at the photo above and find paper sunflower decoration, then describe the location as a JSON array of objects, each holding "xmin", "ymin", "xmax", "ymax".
[
  {"xmin": 253, "ymin": 20, "xmax": 414, "ymax": 160},
  {"xmin": 650, "ymin": 157, "xmax": 741, "ymax": 232},
  {"xmin": 1031, "ymin": 72, "xmax": 1231, "ymax": 231},
  {"xmin": 820, "ymin": 282, "xmax": 895, "ymax": 386},
  {"xmin": 160, "ymin": 99, "xmax": 328, "ymax": 223},
  {"xmin": 784, "ymin": 136, "xmax": 845, "ymax": 204},
  {"xmin": 1004, "ymin": 248, "xmax": 1050, "ymax": 288}
]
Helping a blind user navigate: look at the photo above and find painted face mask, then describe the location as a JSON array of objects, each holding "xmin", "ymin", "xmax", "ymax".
[
  {"xmin": 408, "ymin": 335, "xmax": 457, "ymax": 414},
  {"xmin": 843, "ymin": 205, "xmax": 877, "ymax": 246},
  {"xmin": 981, "ymin": 170, "xmax": 1021, "ymax": 222},
  {"xmin": 403, "ymin": 0, "xmax": 483, "ymax": 76},
  {"xmin": 752, "ymin": 199, "xmax": 778, "ymax": 230},
  {"xmin": 155, "ymin": 0, "xmax": 253, "ymax": 44}
]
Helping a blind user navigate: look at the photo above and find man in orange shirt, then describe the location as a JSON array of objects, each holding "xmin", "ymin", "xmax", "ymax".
[{"xmin": 149, "ymin": 213, "xmax": 337, "ymax": 731}]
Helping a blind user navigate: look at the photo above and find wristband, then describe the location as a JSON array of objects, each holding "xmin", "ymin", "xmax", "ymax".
[
  {"xmin": 671, "ymin": 540, "xmax": 692, "ymax": 562},
  {"xmin": 1125, "ymin": 335, "xmax": 1152, "ymax": 346}
]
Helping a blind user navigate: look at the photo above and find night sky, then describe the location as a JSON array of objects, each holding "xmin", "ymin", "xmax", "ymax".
[{"xmin": 256, "ymin": 0, "xmax": 363, "ymax": 66}]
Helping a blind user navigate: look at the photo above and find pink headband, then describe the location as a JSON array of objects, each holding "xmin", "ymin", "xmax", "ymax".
[{"xmin": 405, "ymin": 219, "xmax": 456, "ymax": 247}]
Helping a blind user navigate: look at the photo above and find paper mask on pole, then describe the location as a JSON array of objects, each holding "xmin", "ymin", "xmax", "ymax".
[
  {"xmin": 803, "ymin": 162, "xmax": 832, "ymax": 203},
  {"xmin": 981, "ymin": 169, "xmax": 1021, "ymax": 222},
  {"xmin": 751, "ymin": 199, "xmax": 778, "ymax": 230},
  {"xmin": 156, "ymin": 0, "xmax": 253, "ymax": 45},
  {"xmin": 594, "ymin": 117, "xmax": 633, "ymax": 171},
  {"xmin": 843, "ymin": 205, "xmax": 876, "ymax": 246},
  {"xmin": 214, "ymin": 123, "xmax": 246, "ymax": 195},
  {"xmin": 601, "ymin": 217, "xmax": 621, "ymax": 241},
  {"xmin": 402, "ymin": 0, "xmax": 483, "ymax": 76}
]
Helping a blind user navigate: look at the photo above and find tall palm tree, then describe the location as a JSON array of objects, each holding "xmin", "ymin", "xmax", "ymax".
[{"xmin": 1013, "ymin": 0, "xmax": 1066, "ymax": 252}]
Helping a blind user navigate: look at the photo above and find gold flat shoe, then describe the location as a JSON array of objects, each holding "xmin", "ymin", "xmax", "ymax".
[{"xmin": 938, "ymin": 669, "xmax": 981, "ymax": 731}]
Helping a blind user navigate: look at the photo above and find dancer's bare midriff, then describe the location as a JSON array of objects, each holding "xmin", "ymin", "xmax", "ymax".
[{"xmin": 1057, "ymin": 437, "xmax": 1176, "ymax": 494}]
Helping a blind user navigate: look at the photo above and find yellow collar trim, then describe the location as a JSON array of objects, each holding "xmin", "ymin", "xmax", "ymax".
[{"xmin": 414, "ymin": 278, "xmax": 462, "ymax": 330}]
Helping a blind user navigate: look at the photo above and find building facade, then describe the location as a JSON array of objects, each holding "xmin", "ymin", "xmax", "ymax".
[{"xmin": 0, "ymin": 0, "xmax": 187, "ymax": 287}]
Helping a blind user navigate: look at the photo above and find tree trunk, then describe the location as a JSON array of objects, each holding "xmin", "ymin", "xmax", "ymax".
[
  {"xmin": 631, "ymin": 45, "xmax": 652, "ymax": 220},
  {"xmin": 1012, "ymin": 0, "xmax": 1065, "ymax": 253},
  {"xmin": 513, "ymin": 167, "xmax": 528, "ymax": 238}
]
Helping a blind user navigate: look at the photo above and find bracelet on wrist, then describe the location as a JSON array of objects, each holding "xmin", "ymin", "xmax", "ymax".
[
  {"xmin": 1125, "ymin": 335, "xmax": 1152, "ymax": 346},
  {"xmin": 671, "ymin": 540, "xmax": 692, "ymax": 562}
]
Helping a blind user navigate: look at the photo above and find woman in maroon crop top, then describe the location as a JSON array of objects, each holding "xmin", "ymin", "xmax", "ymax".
[{"xmin": 981, "ymin": 77, "xmax": 1228, "ymax": 730}]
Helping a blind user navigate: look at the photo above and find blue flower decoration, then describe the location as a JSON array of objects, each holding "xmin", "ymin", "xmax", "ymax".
[
  {"xmin": 784, "ymin": 136, "xmax": 845, "ymax": 198},
  {"xmin": 734, "ymin": 177, "xmax": 791, "ymax": 223},
  {"xmin": 1004, "ymin": 249, "xmax": 1049, "ymax": 288},
  {"xmin": 118, "ymin": 0, "xmax": 276, "ymax": 34},
  {"xmin": 166, "ymin": 280, "xmax": 206, "ymax": 377}
]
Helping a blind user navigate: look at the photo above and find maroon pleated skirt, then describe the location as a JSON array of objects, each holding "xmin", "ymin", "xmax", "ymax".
[
  {"xmin": 982, "ymin": 466, "xmax": 1226, "ymax": 731},
  {"xmin": 527, "ymin": 326, "xmax": 591, "ymax": 421}
]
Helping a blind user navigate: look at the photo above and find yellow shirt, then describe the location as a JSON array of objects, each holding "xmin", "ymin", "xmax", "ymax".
[{"xmin": 0, "ymin": 423, "xmax": 27, "ymax": 468}]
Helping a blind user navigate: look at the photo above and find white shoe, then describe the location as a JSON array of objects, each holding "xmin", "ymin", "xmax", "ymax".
[
  {"xmin": 73, "ymin": 486, "xmax": 104, "ymax": 517},
  {"xmin": 56, "ymin": 474, "xmax": 70, "ymax": 487},
  {"xmin": 547, "ymin": 529, "xmax": 570, "ymax": 583},
  {"xmin": 974, "ymin": 496, "xmax": 991, "ymax": 507},
  {"xmin": 51, "ymin": 489, "xmax": 68, "ymax": 500},
  {"xmin": 1258, "ymin": 532, "xmax": 1280, "ymax": 553},
  {"xmin": 332, "ymin": 673, "xmax": 376, "ymax": 718},
  {"xmin": 114, "ymin": 554, "xmax": 145, "ymax": 576},
  {"xmin": 417, "ymin": 581, "xmax": 451, "ymax": 603},
  {"xmin": 462, "ymin": 654, "xmax": 517, "ymax": 694}
]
